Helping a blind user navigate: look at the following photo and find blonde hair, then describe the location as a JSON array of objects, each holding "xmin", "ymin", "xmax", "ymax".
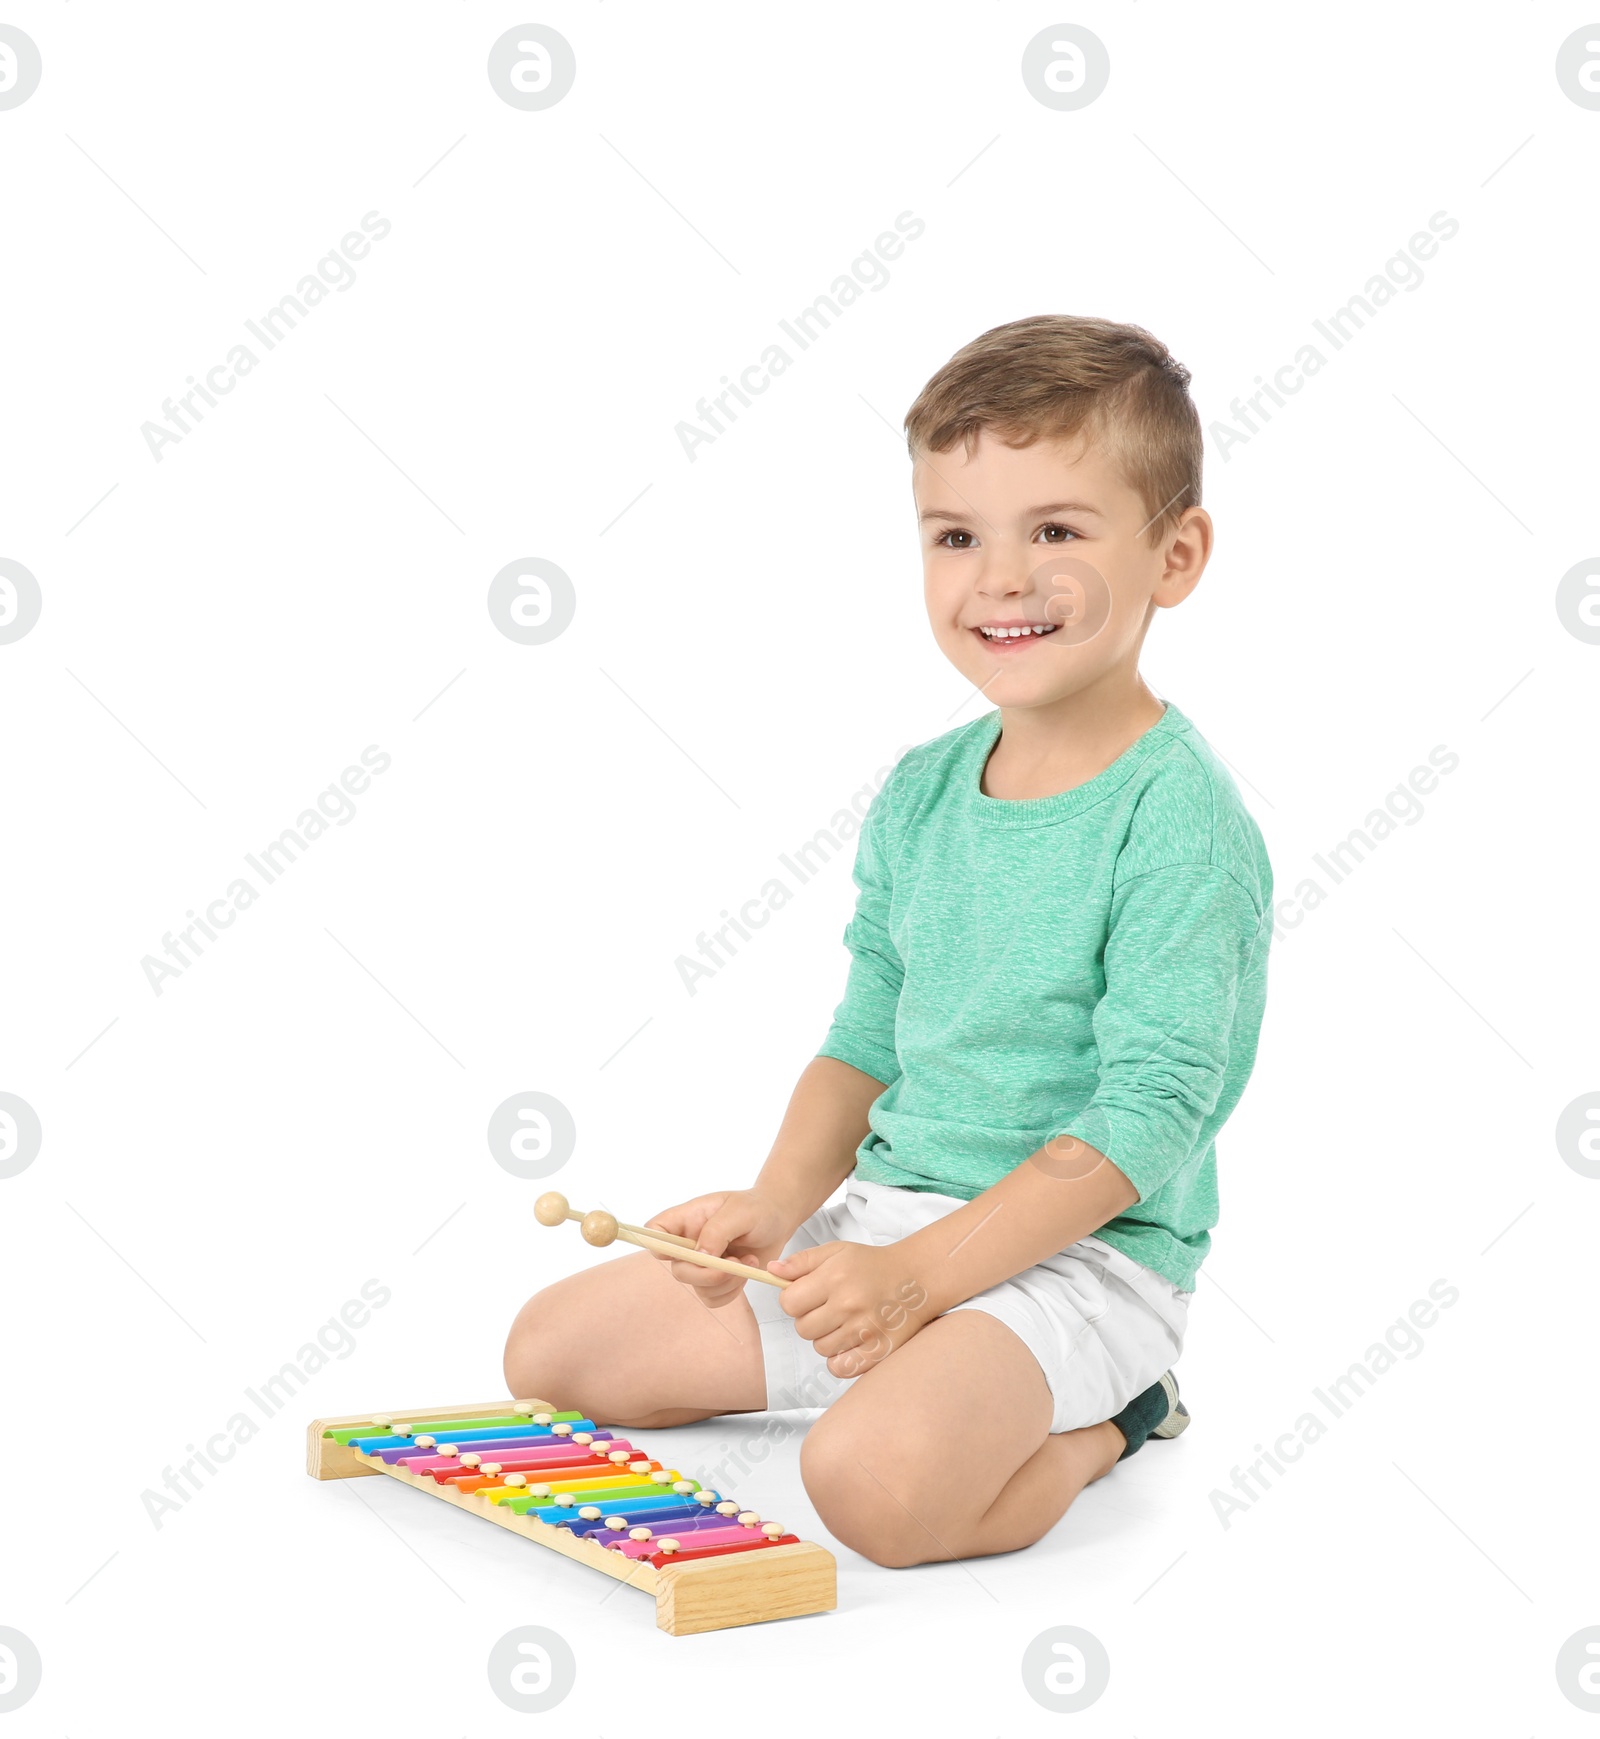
[{"xmin": 904, "ymin": 315, "xmax": 1202, "ymax": 544}]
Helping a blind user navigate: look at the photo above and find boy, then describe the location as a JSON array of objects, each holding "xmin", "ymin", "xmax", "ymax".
[{"xmin": 505, "ymin": 315, "xmax": 1272, "ymax": 1568}]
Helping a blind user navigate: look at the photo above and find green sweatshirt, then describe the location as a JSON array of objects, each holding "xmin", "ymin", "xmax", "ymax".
[{"xmin": 817, "ymin": 702, "xmax": 1272, "ymax": 1291}]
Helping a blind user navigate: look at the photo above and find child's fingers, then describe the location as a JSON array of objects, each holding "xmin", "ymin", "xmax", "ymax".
[
  {"xmin": 669, "ymin": 1263, "xmax": 744, "ymax": 1309},
  {"xmin": 827, "ymin": 1324, "xmax": 892, "ymax": 1377},
  {"xmin": 643, "ymin": 1201, "xmax": 725, "ymax": 1263},
  {"xmin": 642, "ymin": 1222, "xmax": 690, "ymax": 1260},
  {"xmin": 667, "ymin": 1253, "xmax": 721, "ymax": 1283},
  {"xmin": 694, "ymin": 1282, "xmax": 746, "ymax": 1310},
  {"xmin": 827, "ymin": 1343, "xmax": 885, "ymax": 1379},
  {"xmin": 812, "ymin": 1323, "xmax": 869, "ymax": 1358},
  {"xmin": 694, "ymin": 1203, "xmax": 762, "ymax": 1260},
  {"xmin": 667, "ymin": 1255, "xmax": 740, "ymax": 1296},
  {"xmin": 645, "ymin": 1196, "xmax": 721, "ymax": 1242},
  {"xmin": 790, "ymin": 1299, "xmax": 849, "ymax": 1344},
  {"xmin": 767, "ymin": 1243, "xmax": 836, "ymax": 1280},
  {"xmin": 775, "ymin": 1260, "xmax": 836, "ymax": 1321}
]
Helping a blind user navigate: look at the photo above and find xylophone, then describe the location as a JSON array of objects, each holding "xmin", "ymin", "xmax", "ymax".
[{"xmin": 307, "ymin": 1397, "xmax": 836, "ymax": 1636}]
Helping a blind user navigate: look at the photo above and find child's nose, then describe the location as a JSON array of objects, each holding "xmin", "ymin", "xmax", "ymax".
[{"xmin": 976, "ymin": 554, "xmax": 1030, "ymax": 598}]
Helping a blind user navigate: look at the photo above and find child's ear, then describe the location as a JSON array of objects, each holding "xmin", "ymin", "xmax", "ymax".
[{"xmin": 1154, "ymin": 507, "xmax": 1212, "ymax": 608}]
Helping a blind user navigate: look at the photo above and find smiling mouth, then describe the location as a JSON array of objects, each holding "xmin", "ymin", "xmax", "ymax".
[{"xmin": 972, "ymin": 622, "xmax": 1059, "ymax": 647}]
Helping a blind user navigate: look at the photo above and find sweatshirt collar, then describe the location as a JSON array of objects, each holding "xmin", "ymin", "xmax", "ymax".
[{"xmin": 966, "ymin": 702, "xmax": 1188, "ymax": 828}]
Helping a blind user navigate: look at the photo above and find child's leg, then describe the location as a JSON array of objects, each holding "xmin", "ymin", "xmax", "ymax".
[
  {"xmin": 502, "ymin": 1251, "xmax": 766, "ymax": 1428},
  {"xmin": 799, "ymin": 1310, "xmax": 1123, "ymax": 1568}
]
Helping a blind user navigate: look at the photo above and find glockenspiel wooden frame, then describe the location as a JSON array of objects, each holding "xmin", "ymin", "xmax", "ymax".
[{"xmin": 306, "ymin": 1398, "xmax": 836, "ymax": 1637}]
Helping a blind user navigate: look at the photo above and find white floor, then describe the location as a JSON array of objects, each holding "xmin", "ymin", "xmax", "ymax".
[
  {"xmin": 15, "ymin": 1256, "xmax": 1581, "ymax": 1736},
  {"xmin": 3, "ymin": 3, "xmax": 1595, "ymax": 1731}
]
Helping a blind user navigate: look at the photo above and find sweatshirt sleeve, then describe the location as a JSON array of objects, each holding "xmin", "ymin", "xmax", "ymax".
[
  {"xmin": 816, "ymin": 790, "xmax": 903, "ymax": 1088},
  {"xmin": 1053, "ymin": 863, "xmax": 1267, "ymax": 1201}
]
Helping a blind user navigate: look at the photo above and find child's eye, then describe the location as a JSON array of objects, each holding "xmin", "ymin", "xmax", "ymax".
[
  {"xmin": 1039, "ymin": 522, "xmax": 1079, "ymax": 544},
  {"xmin": 935, "ymin": 530, "xmax": 976, "ymax": 550}
]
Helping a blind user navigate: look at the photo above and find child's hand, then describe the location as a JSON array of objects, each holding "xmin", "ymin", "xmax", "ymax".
[
  {"xmin": 644, "ymin": 1190, "xmax": 797, "ymax": 1309},
  {"xmin": 769, "ymin": 1241, "xmax": 932, "ymax": 1378}
]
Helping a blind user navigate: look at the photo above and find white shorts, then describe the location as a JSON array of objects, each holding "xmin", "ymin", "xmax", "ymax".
[{"xmin": 746, "ymin": 1177, "xmax": 1191, "ymax": 1435}]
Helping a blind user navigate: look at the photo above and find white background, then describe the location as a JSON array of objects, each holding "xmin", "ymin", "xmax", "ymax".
[{"xmin": 3, "ymin": 3, "xmax": 1597, "ymax": 1732}]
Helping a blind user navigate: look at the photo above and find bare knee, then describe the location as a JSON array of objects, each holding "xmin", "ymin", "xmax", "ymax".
[
  {"xmin": 501, "ymin": 1254, "xmax": 750, "ymax": 1427},
  {"xmin": 800, "ymin": 1413, "xmax": 944, "ymax": 1569},
  {"xmin": 502, "ymin": 1281, "xmax": 589, "ymax": 1408}
]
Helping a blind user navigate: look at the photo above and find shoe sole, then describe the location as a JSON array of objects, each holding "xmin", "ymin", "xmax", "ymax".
[{"xmin": 1150, "ymin": 1371, "xmax": 1191, "ymax": 1440}]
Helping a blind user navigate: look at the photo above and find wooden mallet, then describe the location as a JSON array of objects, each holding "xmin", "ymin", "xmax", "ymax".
[{"xmin": 534, "ymin": 1191, "xmax": 789, "ymax": 1289}]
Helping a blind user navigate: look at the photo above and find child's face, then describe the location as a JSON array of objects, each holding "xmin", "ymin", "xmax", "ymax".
[{"xmin": 913, "ymin": 429, "xmax": 1208, "ymax": 711}]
